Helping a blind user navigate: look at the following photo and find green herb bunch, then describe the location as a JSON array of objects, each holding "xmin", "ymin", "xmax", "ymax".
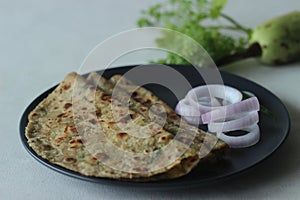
[{"xmin": 138, "ymin": 0, "xmax": 252, "ymax": 65}]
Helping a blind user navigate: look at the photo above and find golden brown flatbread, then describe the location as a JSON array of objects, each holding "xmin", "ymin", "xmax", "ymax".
[
  {"xmin": 108, "ymin": 74, "xmax": 228, "ymax": 156},
  {"xmin": 26, "ymin": 72, "xmax": 225, "ymax": 181}
]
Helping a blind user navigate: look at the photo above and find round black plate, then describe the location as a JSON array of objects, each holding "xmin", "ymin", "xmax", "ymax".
[{"xmin": 20, "ymin": 65, "xmax": 290, "ymax": 188}]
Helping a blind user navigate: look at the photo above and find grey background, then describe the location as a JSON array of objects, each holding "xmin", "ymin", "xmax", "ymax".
[{"xmin": 1, "ymin": 0, "xmax": 300, "ymax": 199}]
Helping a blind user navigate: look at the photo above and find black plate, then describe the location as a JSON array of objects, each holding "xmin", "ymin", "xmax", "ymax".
[{"xmin": 20, "ymin": 65, "xmax": 290, "ymax": 188}]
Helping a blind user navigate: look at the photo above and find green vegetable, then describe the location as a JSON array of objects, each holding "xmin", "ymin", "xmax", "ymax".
[
  {"xmin": 138, "ymin": 0, "xmax": 250, "ymax": 65},
  {"xmin": 138, "ymin": 0, "xmax": 300, "ymax": 66},
  {"xmin": 250, "ymin": 11, "xmax": 300, "ymax": 65}
]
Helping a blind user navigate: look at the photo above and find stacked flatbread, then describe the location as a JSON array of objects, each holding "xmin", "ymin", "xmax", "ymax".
[{"xmin": 25, "ymin": 72, "xmax": 228, "ymax": 181}]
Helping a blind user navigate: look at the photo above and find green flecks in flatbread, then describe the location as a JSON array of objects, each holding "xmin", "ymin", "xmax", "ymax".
[{"xmin": 25, "ymin": 72, "xmax": 206, "ymax": 181}]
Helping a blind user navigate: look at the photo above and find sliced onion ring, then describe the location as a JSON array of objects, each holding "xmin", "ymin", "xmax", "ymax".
[
  {"xmin": 182, "ymin": 116, "xmax": 202, "ymax": 126},
  {"xmin": 208, "ymin": 111, "xmax": 259, "ymax": 133},
  {"xmin": 175, "ymin": 98, "xmax": 201, "ymax": 116},
  {"xmin": 175, "ymin": 99, "xmax": 202, "ymax": 125},
  {"xmin": 216, "ymin": 124, "xmax": 260, "ymax": 148},
  {"xmin": 201, "ymin": 97, "xmax": 260, "ymax": 124},
  {"xmin": 175, "ymin": 84, "xmax": 261, "ymax": 149},
  {"xmin": 187, "ymin": 84, "xmax": 243, "ymax": 113}
]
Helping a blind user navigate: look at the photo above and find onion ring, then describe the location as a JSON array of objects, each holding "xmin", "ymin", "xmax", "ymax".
[
  {"xmin": 175, "ymin": 84, "xmax": 261, "ymax": 148},
  {"xmin": 216, "ymin": 124, "xmax": 260, "ymax": 148},
  {"xmin": 202, "ymin": 97, "xmax": 260, "ymax": 124},
  {"xmin": 187, "ymin": 84, "xmax": 243, "ymax": 113},
  {"xmin": 208, "ymin": 111, "xmax": 259, "ymax": 133}
]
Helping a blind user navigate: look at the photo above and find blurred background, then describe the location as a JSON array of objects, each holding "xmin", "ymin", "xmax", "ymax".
[{"xmin": 1, "ymin": 0, "xmax": 300, "ymax": 199}]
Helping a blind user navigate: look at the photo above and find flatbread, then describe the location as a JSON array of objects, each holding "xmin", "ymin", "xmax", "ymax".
[
  {"xmin": 87, "ymin": 72, "xmax": 228, "ymax": 165},
  {"xmin": 108, "ymin": 74, "xmax": 228, "ymax": 157},
  {"xmin": 25, "ymin": 72, "xmax": 209, "ymax": 180}
]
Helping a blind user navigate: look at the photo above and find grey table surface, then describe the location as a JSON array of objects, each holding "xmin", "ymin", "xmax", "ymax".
[{"xmin": 1, "ymin": 0, "xmax": 300, "ymax": 199}]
